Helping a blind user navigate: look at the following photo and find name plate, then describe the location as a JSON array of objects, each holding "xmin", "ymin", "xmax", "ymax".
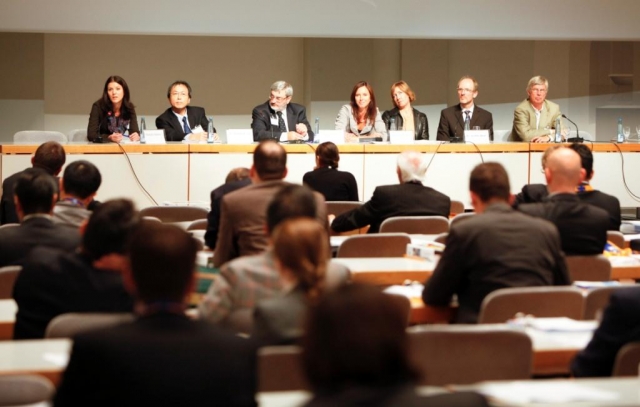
[
  {"xmin": 317, "ymin": 130, "xmax": 345, "ymax": 144},
  {"xmin": 389, "ymin": 130, "xmax": 414, "ymax": 145},
  {"xmin": 141, "ymin": 129, "xmax": 166, "ymax": 144},
  {"xmin": 464, "ymin": 129, "xmax": 491, "ymax": 144},
  {"xmin": 226, "ymin": 129, "xmax": 254, "ymax": 144}
]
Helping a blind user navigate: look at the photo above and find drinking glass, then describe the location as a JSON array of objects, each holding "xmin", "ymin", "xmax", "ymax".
[
  {"xmin": 623, "ymin": 126, "xmax": 631, "ymax": 140},
  {"xmin": 636, "ymin": 125, "xmax": 640, "ymax": 139}
]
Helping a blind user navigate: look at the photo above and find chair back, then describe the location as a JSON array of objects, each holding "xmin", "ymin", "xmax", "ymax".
[
  {"xmin": 0, "ymin": 374, "xmax": 54, "ymax": 406},
  {"xmin": 379, "ymin": 216, "xmax": 449, "ymax": 234},
  {"xmin": 187, "ymin": 219, "xmax": 208, "ymax": 231},
  {"xmin": 0, "ymin": 266, "xmax": 21, "ymax": 300},
  {"xmin": 450, "ymin": 212, "xmax": 475, "ymax": 228},
  {"xmin": 494, "ymin": 129, "xmax": 512, "ymax": 142},
  {"xmin": 607, "ymin": 231, "xmax": 625, "ymax": 249},
  {"xmin": 257, "ymin": 345, "xmax": 308, "ymax": 392},
  {"xmin": 45, "ymin": 313, "xmax": 135, "ymax": 338},
  {"xmin": 325, "ymin": 201, "xmax": 363, "ymax": 218},
  {"xmin": 478, "ymin": 286, "xmax": 584, "ymax": 323},
  {"xmin": 13, "ymin": 131, "xmax": 67, "ymax": 143},
  {"xmin": 565, "ymin": 255, "xmax": 611, "ymax": 282},
  {"xmin": 434, "ymin": 232, "xmax": 448, "ymax": 245},
  {"xmin": 68, "ymin": 129, "xmax": 88, "ymax": 142},
  {"xmin": 408, "ymin": 325, "xmax": 532, "ymax": 385},
  {"xmin": 450, "ymin": 200, "xmax": 465, "ymax": 216},
  {"xmin": 583, "ymin": 286, "xmax": 618, "ymax": 320},
  {"xmin": 613, "ymin": 342, "xmax": 640, "ymax": 376},
  {"xmin": 337, "ymin": 233, "xmax": 410, "ymax": 258},
  {"xmin": 140, "ymin": 206, "xmax": 208, "ymax": 223}
]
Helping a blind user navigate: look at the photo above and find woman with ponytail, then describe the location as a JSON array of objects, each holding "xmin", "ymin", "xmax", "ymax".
[
  {"xmin": 252, "ymin": 218, "xmax": 329, "ymax": 345},
  {"xmin": 303, "ymin": 141, "xmax": 359, "ymax": 202}
]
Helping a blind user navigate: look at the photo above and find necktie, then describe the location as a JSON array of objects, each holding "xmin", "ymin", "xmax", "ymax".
[
  {"xmin": 182, "ymin": 116, "xmax": 192, "ymax": 135},
  {"xmin": 464, "ymin": 110, "xmax": 471, "ymax": 131},
  {"xmin": 276, "ymin": 111, "xmax": 287, "ymax": 133}
]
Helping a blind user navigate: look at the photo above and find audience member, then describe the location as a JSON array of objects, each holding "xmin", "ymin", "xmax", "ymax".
[
  {"xmin": 303, "ymin": 284, "xmax": 489, "ymax": 407},
  {"xmin": 436, "ymin": 76, "xmax": 493, "ymax": 141},
  {"xmin": 204, "ymin": 167, "xmax": 251, "ymax": 249},
  {"xmin": 213, "ymin": 140, "xmax": 326, "ymax": 267},
  {"xmin": 512, "ymin": 145, "xmax": 561, "ymax": 208},
  {"xmin": 381, "ymin": 80, "xmax": 429, "ymax": 140},
  {"xmin": 251, "ymin": 81, "xmax": 314, "ymax": 142},
  {"xmin": 252, "ymin": 218, "xmax": 328, "ymax": 345},
  {"xmin": 303, "ymin": 142, "xmax": 359, "ymax": 202},
  {"xmin": 13, "ymin": 199, "xmax": 137, "ymax": 339},
  {"xmin": 0, "ymin": 168, "xmax": 79, "ymax": 267},
  {"xmin": 53, "ymin": 160, "xmax": 102, "ymax": 228},
  {"xmin": 511, "ymin": 75, "xmax": 562, "ymax": 142},
  {"xmin": 200, "ymin": 185, "xmax": 348, "ymax": 329},
  {"xmin": 54, "ymin": 222, "xmax": 257, "ymax": 407},
  {"xmin": 571, "ymin": 286, "xmax": 640, "ymax": 377},
  {"xmin": 519, "ymin": 147, "xmax": 609, "ymax": 255},
  {"xmin": 1, "ymin": 141, "xmax": 65, "ymax": 224},
  {"xmin": 422, "ymin": 163, "xmax": 570, "ymax": 323},
  {"xmin": 331, "ymin": 150, "xmax": 450, "ymax": 233}
]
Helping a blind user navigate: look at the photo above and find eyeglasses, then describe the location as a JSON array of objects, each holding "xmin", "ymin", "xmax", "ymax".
[
  {"xmin": 269, "ymin": 94, "xmax": 290, "ymax": 102},
  {"xmin": 457, "ymin": 88, "xmax": 474, "ymax": 93},
  {"xmin": 171, "ymin": 92, "xmax": 189, "ymax": 97}
]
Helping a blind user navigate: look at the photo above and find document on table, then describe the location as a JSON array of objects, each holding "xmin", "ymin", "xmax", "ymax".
[{"xmin": 478, "ymin": 381, "xmax": 619, "ymax": 404}]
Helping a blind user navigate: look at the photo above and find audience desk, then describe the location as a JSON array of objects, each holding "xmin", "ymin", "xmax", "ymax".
[
  {"xmin": 0, "ymin": 300, "xmax": 15, "ymax": 340},
  {"xmin": 0, "ymin": 338, "xmax": 70, "ymax": 386}
]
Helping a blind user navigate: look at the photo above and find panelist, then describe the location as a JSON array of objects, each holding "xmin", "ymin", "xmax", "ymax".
[
  {"xmin": 436, "ymin": 76, "xmax": 493, "ymax": 141},
  {"xmin": 155, "ymin": 80, "xmax": 218, "ymax": 142},
  {"xmin": 87, "ymin": 75, "xmax": 140, "ymax": 143},
  {"xmin": 381, "ymin": 81, "xmax": 429, "ymax": 140},
  {"xmin": 511, "ymin": 75, "xmax": 562, "ymax": 142},
  {"xmin": 250, "ymin": 81, "xmax": 314, "ymax": 142},
  {"xmin": 335, "ymin": 81, "xmax": 387, "ymax": 142}
]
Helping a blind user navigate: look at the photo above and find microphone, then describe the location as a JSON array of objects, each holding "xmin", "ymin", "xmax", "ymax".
[
  {"xmin": 93, "ymin": 111, "xmax": 111, "ymax": 143},
  {"xmin": 450, "ymin": 121, "xmax": 463, "ymax": 143},
  {"xmin": 563, "ymin": 114, "xmax": 582, "ymax": 143},
  {"xmin": 314, "ymin": 117, "xmax": 320, "ymax": 143}
]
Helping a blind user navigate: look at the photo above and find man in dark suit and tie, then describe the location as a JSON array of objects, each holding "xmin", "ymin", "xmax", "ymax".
[
  {"xmin": 331, "ymin": 151, "xmax": 450, "ymax": 234},
  {"xmin": 155, "ymin": 80, "xmax": 218, "ymax": 142},
  {"xmin": 436, "ymin": 76, "xmax": 494, "ymax": 141},
  {"xmin": 54, "ymin": 222, "xmax": 257, "ymax": 407},
  {"xmin": 251, "ymin": 81, "xmax": 314, "ymax": 142}
]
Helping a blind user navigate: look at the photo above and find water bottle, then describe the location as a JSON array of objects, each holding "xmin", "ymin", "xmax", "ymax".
[
  {"xmin": 140, "ymin": 117, "xmax": 146, "ymax": 144},
  {"xmin": 617, "ymin": 117, "xmax": 625, "ymax": 143},
  {"xmin": 314, "ymin": 117, "xmax": 320, "ymax": 142},
  {"xmin": 554, "ymin": 117, "xmax": 562, "ymax": 143},
  {"xmin": 389, "ymin": 117, "xmax": 397, "ymax": 131},
  {"xmin": 207, "ymin": 116, "xmax": 214, "ymax": 143}
]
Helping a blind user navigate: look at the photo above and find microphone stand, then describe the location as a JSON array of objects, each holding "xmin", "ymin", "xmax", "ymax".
[{"xmin": 563, "ymin": 114, "xmax": 583, "ymax": 143}]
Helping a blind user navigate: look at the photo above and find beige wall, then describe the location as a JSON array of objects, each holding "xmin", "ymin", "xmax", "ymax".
[{"xmin": 0, "ymin": 33, "xmax": 44, "ymax": 99}]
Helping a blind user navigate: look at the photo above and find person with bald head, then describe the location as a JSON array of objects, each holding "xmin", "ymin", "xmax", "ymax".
[
  {"xmin": 519, "ymin": 147, "xmax": 609, "ymax": 255},
  {"xmin": 331, "ymin": 150, "xmax": 450, "ymax": 234},
  {"xmin": 213, "ymin": 140, "xmax": 327, "ymax": 267}
]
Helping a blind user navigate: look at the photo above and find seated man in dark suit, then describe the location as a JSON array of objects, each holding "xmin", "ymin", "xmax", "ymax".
[
  {"xmin": 250, "ymin": 81, "xmax": 314, "ymax": 142},
  {"xmin": 53, "ymin": 160, "xmax": 102, "ymax": 229},
  {"xmin": 519, "ymin": 147, "xmax": 609, "ymax": 255},
  {"xmin": 13, "ymin": 199, "xmax": 137, "ymax": 339},
  {"xmin": 0, "ymin": 168, "xmax": 80, "ymax": 267},
  {"xmin": 1, "ymin": 141, "xmax": 65, "ymax": 224},
  {"xmin": 436, "ymin": 76, "xmax": 493, "ymax": 142},
  {"xmin": 155, "ymin": 80, "xmax": 218, "ymax": 142},
  {"xmin": 571, "ymin": 286, "xmax": 640, "ymax": 377},
  {"xmin": 204, "ymin": 167, "xmax": 251, "ymax": 250},
  {"xmin": 54, "ymin": 222, "xmax": 257, "ymax": 407},
  {"xmin": 423, "ymin": 163, "xmax": 569, "ymax": 324},
  {"xmin": 512, "ymin": 145, "xmax": 561, "ymax": 208},
  {"xmin": 331, "ymin": 150, "xmax": 450, "ymax": 234}
]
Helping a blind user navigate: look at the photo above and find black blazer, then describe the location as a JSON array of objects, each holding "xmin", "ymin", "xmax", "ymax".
[
  {"xmin": 0, "ymin": 216, "xmax": 79, "ymax": 267},
  {"xmin": 303, "ymin": 167, "xmax": 359, "ymax": 202},
  {"xmin": 54, "ymin": 312, "xmax": 258, "ymax": 407},
  {"xmin": 204, "ymin": 178, "xmax": 251, "ymax": 250},
  {"xmin": 155, "ymin": 106, "xmax": 214, "ymax": 142},
  {"xmin": 571, "ymin": 286, "xmax": 640, "ymax": 377},
  {"xmin": 436, "ymin": 104, "xmax": 493, "ymax": 141},
  {"xmin": 579, "ymin": 190, "xmax": 621, "ymax": 232},
  {"xmin": 519, "ymin": 193, "xmax": 609, "ymax": 255},
  {"xmin": 251, "ymin": 101, "xmax": 314, "ymax": 142},
  {"xmin": 87, "ymin": 101, "xmax": 139, "ymax": 142},
  {"xmin": 331, "ymin": 182, "xmax": 450, "ymax": 234},
  {"xmin": 512, "ymin": 183, "xmax": 548, "ymax": 208},
  {"xmin": 381, "ymin": 107, "xmax": 429, "ymax": 140}
]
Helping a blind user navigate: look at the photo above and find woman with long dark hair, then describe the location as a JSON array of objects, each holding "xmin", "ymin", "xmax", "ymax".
[
  {"xmin": 87, "ymin": 75, "xmax": 140, "ymax": 143},
  {"xmin": 303, "ymin": 141, "xmax": 358, "ymax": 202},
  {"xmin": 334, "ymin": 81, "xmax": 387, "ymax": 142}
]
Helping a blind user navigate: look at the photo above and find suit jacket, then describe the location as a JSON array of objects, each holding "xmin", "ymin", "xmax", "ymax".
[
  {"xmin": 519, "ymin": 193, "xmax": 609, "ymax": 255},
  {"xmin": 251, "ymin": 101, "xmax": 314, "ymax": 142},
  {"xmin": 303, "ymin": 167, "xmax": 359, "ymax": 202},
  {"xmin": 155, "ymin": 106, "xmax": 214, "ymax": 142},
  {"xmin": 571, "ymin": 286, "xmax": 640, "ymax": 377},
  {"xmin": 87, "ymin": 101, "xmax": 139, "ymax": 143},
  {"xmin": 511, "ymin": 98, "xmax": 561, "ymax": 142},
  {"xmin": 13, "ymin": 248, "xmax": 134, "ymax": 339},
  {"xmin": 512, "ymin": 183, "xmax": 548, "ymax": 208},
  {"xmin": 204, "ymin": 178, "xmax": 251, "ymax": 250},
  {"xmin": 54, "ymin": 312, "xmax": 258, "ymax": 407},
  {"xmin": 0, "ymin": 216, "xmax": 80, "ymax": 267},
  {"xmin": 212, "ymin": 181, "xmax": 327, "ymax": 267},
  {"xmin": 422, "ymin": 203, "xmax": 570, "ymax": 324},
  {"xmin": 252, "ymin": 285, "xmax": 307, "ymax": 345},
  {"xmin": 436, "ymin": 104, "xmax": 493, "ymax": 141},
  {"xmin": 579, "ymin": 189, "xmax": 621, "ymax": 232},
  {"xmin": 0, "ymin": 170, "xmax": 23, "ymax": 225},
  {"xmin": 381, "ymin": 107, "xmax": 429, "ymax": 140},
  {"xmin": 331, "ymin": 181, "xmax": 450, "ymax": 234},
  {"xmin": 334, "ymin": 104, "xmax": 387, "ymax": 138}
]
